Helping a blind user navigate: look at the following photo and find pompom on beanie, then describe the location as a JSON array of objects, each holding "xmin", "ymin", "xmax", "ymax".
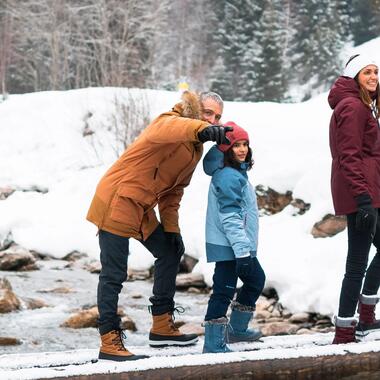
[
  {"xmin": 343, "ymin": 54, "xmax": 378, "ymax": 79},
  {"xmin": 218, "ymin": 121, "xmax": 249, "ymax": 152}
]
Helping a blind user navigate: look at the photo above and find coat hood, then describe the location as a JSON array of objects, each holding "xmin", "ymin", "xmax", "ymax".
[
  {"xmin": 328, "ymin": 76, "xmax": 360, "ymax": 109},
  {"xmin": 203, "ymin": 145, "xmax": 224, "ymax": 176},
  {"xmin": 172, "ymin": 91, "xmax": 203, "ymax": 119},
  {"xmin": 203, "ymin": 145, "xmax": 249, "ymax": 176}
]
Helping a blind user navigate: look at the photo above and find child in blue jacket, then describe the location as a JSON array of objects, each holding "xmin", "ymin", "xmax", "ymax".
[{"xmin": 202, "ymin": 121, "xmax": 265, "ymax": 353}]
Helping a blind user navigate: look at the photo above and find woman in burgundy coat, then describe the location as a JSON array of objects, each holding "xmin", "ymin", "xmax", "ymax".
[{"xmin": 329, "ymin": 54, "xmax": 380, "ymax": 344}]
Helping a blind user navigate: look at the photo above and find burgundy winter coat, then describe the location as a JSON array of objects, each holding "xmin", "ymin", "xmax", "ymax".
[{"xmin": 329, "ymin": 76, "xmax": 380, "ymax": 215}]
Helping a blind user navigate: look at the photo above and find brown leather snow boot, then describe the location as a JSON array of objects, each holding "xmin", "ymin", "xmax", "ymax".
[
  {"xmin": 149, "ymin": 311, "xmax": 198, "ymax": 347},
  {"xmin": 99, "ymin": 329, "xmax": 148, "ymax": 361}
]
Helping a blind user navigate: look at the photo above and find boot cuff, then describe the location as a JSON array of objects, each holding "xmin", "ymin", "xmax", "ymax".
[
  {"xmin": 231, "ymin": 301, "xmax": 256, "ymax": 312},
  {"xmin": 202, "ymin": 317, "xmax": 228, "ymax": 326},
  {"xmin": 360, "ymin": 294, "xmax": 379, "ymax": 305},
  {"xmin": 334, "ymin": 315, "xmax": 358, "ymax": 328}
]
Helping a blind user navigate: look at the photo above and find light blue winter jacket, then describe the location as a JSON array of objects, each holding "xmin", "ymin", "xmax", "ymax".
[{"xmin": 203, "ymin": 145, "xmax": 259, "ymax": 263}]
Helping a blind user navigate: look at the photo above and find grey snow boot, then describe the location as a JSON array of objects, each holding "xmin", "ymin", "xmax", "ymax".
[
  {"xmin": 228, "ymin": 302, "xmax": 262, "ymax": 343},
  {"xmin": 202, "ymin": 317, "xmax": 232, "ymax": 353}
]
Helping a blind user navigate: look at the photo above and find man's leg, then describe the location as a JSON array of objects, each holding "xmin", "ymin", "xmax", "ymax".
[
  {"xmin": 97, "ymin": 230, "xmax": 147, "ymax": 361},
  {"xmin": 141, "ymin": 224, "xmax": 198, "ymax": 346},
  {"xmin": 97, "ymin": 230, "xmax": 129, "ymax": 334}
]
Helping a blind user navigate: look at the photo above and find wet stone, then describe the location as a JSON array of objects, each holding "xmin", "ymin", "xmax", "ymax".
[
  {"xmin": 63, "ymin": 251, "xmax": 88, "ymax": 261},
  {"xmin": 0, "ymin": 187, "xmax": 15, "ymax": 200},
  {"xmin": 176, "ymin": 273, "xmax": 207, "ymax": 290},
  {"xmin": 83, "ymin": 260, "xmax": 101, "ymax": 274},
  {"xmin": 62, "ymin": 306, "xmax": 126, "ymax": 329},
  {"xmin": 179, "ymin": 254, "xmax": 199, "ymax": 273},
  {"xmin": 311, "ymin": 214, "xmax": 347, "ymax": 238},
  {"xmin": 261, "ymin": 321, "xmax": 300, "ymax": 336},
  {"xmin": 23, "ymin": 297, "xmax": 49, "ymax": 310},
  {"xmin": 120, "ymin": 315, "xmax": 137, "ymax": 332},
  {"xmin": 38, "ymin": 286, "xmax": 75, "ymax": 294},
  {"xmin": 0, "ymin": 278, "xmax": 21, "ymax": 313},
  {"xmin": 0, "ymin": 245, "xmax": 37, "ymax": 271},
  {"xmin": 289, "ymin": 312, "xmax": 310, "ymax": 323},
  {"xmin": 0, "ymin": 337, "xmax": 22, "ymax": 346}
]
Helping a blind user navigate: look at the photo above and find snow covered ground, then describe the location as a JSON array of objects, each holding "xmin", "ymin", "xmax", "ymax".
[
  {"xmin": 1, "ymin": 36, "xmax": 380, "ymax": 380},
  {"xmin": 2, "ymin": 332, "xmax": 380, "ymax": 380},
  {"xmin": 1, "ymin": 38, "xmax": 380, "ymax": 322}
]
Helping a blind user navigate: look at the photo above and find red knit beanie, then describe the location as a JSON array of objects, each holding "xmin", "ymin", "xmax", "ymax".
[{"xmin": 218, "ymin": 121, "xmax": 249, "ymax": 152}]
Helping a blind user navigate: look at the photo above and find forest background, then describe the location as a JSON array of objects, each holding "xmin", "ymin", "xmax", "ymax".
[{"xmin": 1, "ymin": 0, "xmax": 380, "ymax": 103}]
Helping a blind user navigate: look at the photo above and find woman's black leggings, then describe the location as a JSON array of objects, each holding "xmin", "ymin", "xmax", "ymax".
[{"xmin": 338, "ymin": 210, "xmax": 380, "ymax": 317}]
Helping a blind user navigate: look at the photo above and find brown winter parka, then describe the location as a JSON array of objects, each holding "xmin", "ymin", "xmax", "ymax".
[{"xmin": 86, "ymin": 92, "xmax": 209, "ymax": 240}]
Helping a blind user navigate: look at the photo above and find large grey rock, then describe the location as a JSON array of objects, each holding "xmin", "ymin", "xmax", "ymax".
[
  {"xmin": 256, "ymin": 185, "xmax": 293, "ymax": 215},
  {"xmin": 261, "ymin": 321, "xmax": 299, "ymax": 336},
  {"xmin": 0, "ymin": 245, "xmax": 37, "ymax": 271},
  {"xmin": 176, "ymin": 273, "xmax": 207, "ymax": 289},
  {"xmin": 0, "ymin": 187, "xmax": 15, "ymax": 200},
  {"xmin": 83, "ymin": 260, "xmax": 101, "ymax": 274},
  {"xmin": 179, "ymin": 254, "xmax": 199, "ymax": 273},
  {"xmin": 22, "ymin": 297, "xmax": 49, "ymax": 310},
  {"xmin": 0, "ymin": 231, "xmax": 13, "ymax": 251},
  {"xmin": 61, "ymin": 306, "xmax": 129, "ymax": 329},
  {"xmin": 0, "ymin": 278, "xmax": 21, "ymax": 313},
  {"xmin": 289, "ymin": 312, "xmax": 310, "ymax": 323},
  {"xmin": 0, "ymin": 336, "xmax": 22, "ymax": 345},
  {"xmin": 311, "ymin": 214, "xmax": 347, "ymax": 238}
]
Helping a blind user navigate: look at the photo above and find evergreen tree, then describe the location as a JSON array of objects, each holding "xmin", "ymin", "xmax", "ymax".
[
  {"xmin": 350, "ymin": 0, "xmax": 380, "ymax": 46},
  {"xmin": 210, "ymin": 0, "xmax": 263, "ymax": 101},
  {"xmin": 248, "ymin": 0, "xmax": 288, "ymax": 102},
  {"xmin": 289, "ymin": 0, "xmax": 350, "ymax": 100}
]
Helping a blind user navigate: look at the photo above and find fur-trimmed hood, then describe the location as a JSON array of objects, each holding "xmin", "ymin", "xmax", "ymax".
[{"xmin": 172, "ymin": 91, "xmax": 203, "ymax": 119}]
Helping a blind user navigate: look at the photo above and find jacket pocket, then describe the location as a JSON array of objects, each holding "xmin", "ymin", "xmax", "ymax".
[{"xmin": 109, "ymin": 185, "xmax": 151, "ymax": 230}]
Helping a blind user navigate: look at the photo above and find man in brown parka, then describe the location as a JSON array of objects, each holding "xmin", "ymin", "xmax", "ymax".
[{"xmin": 87, "ymin": 91, "xmax": 230, "ymax": 361}]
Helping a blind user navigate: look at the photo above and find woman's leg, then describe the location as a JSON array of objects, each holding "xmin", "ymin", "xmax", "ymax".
[
  {"xmin": 338, "ymin": 213, "xmax": 374, "ymax": 317},
  {"xmin": 362, "ymin": 209, "xmax": 380, "ymax": 295}
]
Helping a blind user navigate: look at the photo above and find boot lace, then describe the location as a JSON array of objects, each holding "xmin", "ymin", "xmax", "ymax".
[
  {"xmin": 169, "ymin": 306, "xmax": 186, "ymax": 331},
  {"xmin": 360, "ymin": 303, "xmax": 376, "ymax": 324},
  {"xmin": 111, "ymin": 330, "xmax": 127, "ymax": 352}
]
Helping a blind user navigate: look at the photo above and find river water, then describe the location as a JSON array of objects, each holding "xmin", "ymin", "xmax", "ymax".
[{"xmin": 0, "ymin": 258, "xmax": 209, "ymax": 355}]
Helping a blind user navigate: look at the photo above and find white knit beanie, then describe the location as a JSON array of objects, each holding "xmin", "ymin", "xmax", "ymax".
[{"xmin": 343, "ymin": 54, "xmax": 378, "ymax": 78}]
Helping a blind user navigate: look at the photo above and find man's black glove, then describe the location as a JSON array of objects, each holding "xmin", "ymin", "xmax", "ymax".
[
  {"xmin": 355, "ymin": 193, "xmax": 377, "ymax": 234},
  {"xmin": 165, "ymin": 232, "xmax": 185, "ymax": 256},
  {"xmin": 236, "ymin": 255, "xmax": 252, "ymax": 278},
  {"xmin": 198, "ymin": 125, "xmax": 233, "ymax": 145}
]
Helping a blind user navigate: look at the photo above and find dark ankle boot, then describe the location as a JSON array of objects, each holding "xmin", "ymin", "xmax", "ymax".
[
  {"xmin": 356, "ymin": 294, "xmax": 380, "ymax": 337},
  {"xmin": 332, "ymin": 316, "xmax": 358, "ymax": 344}
]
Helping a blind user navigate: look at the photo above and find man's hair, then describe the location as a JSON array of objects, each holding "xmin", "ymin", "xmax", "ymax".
[{"xmin": 199, "ymin": 91, "xmax": 224, "ymax": 108}]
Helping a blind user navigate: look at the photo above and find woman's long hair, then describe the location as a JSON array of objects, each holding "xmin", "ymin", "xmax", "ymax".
[
  {"xmin": 223, "ymin": 146, "xmax": 254, "ymax": 170},
  {"xmin": 354, "ymin": 75, "xmax": 380, "ymax": 119}
]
